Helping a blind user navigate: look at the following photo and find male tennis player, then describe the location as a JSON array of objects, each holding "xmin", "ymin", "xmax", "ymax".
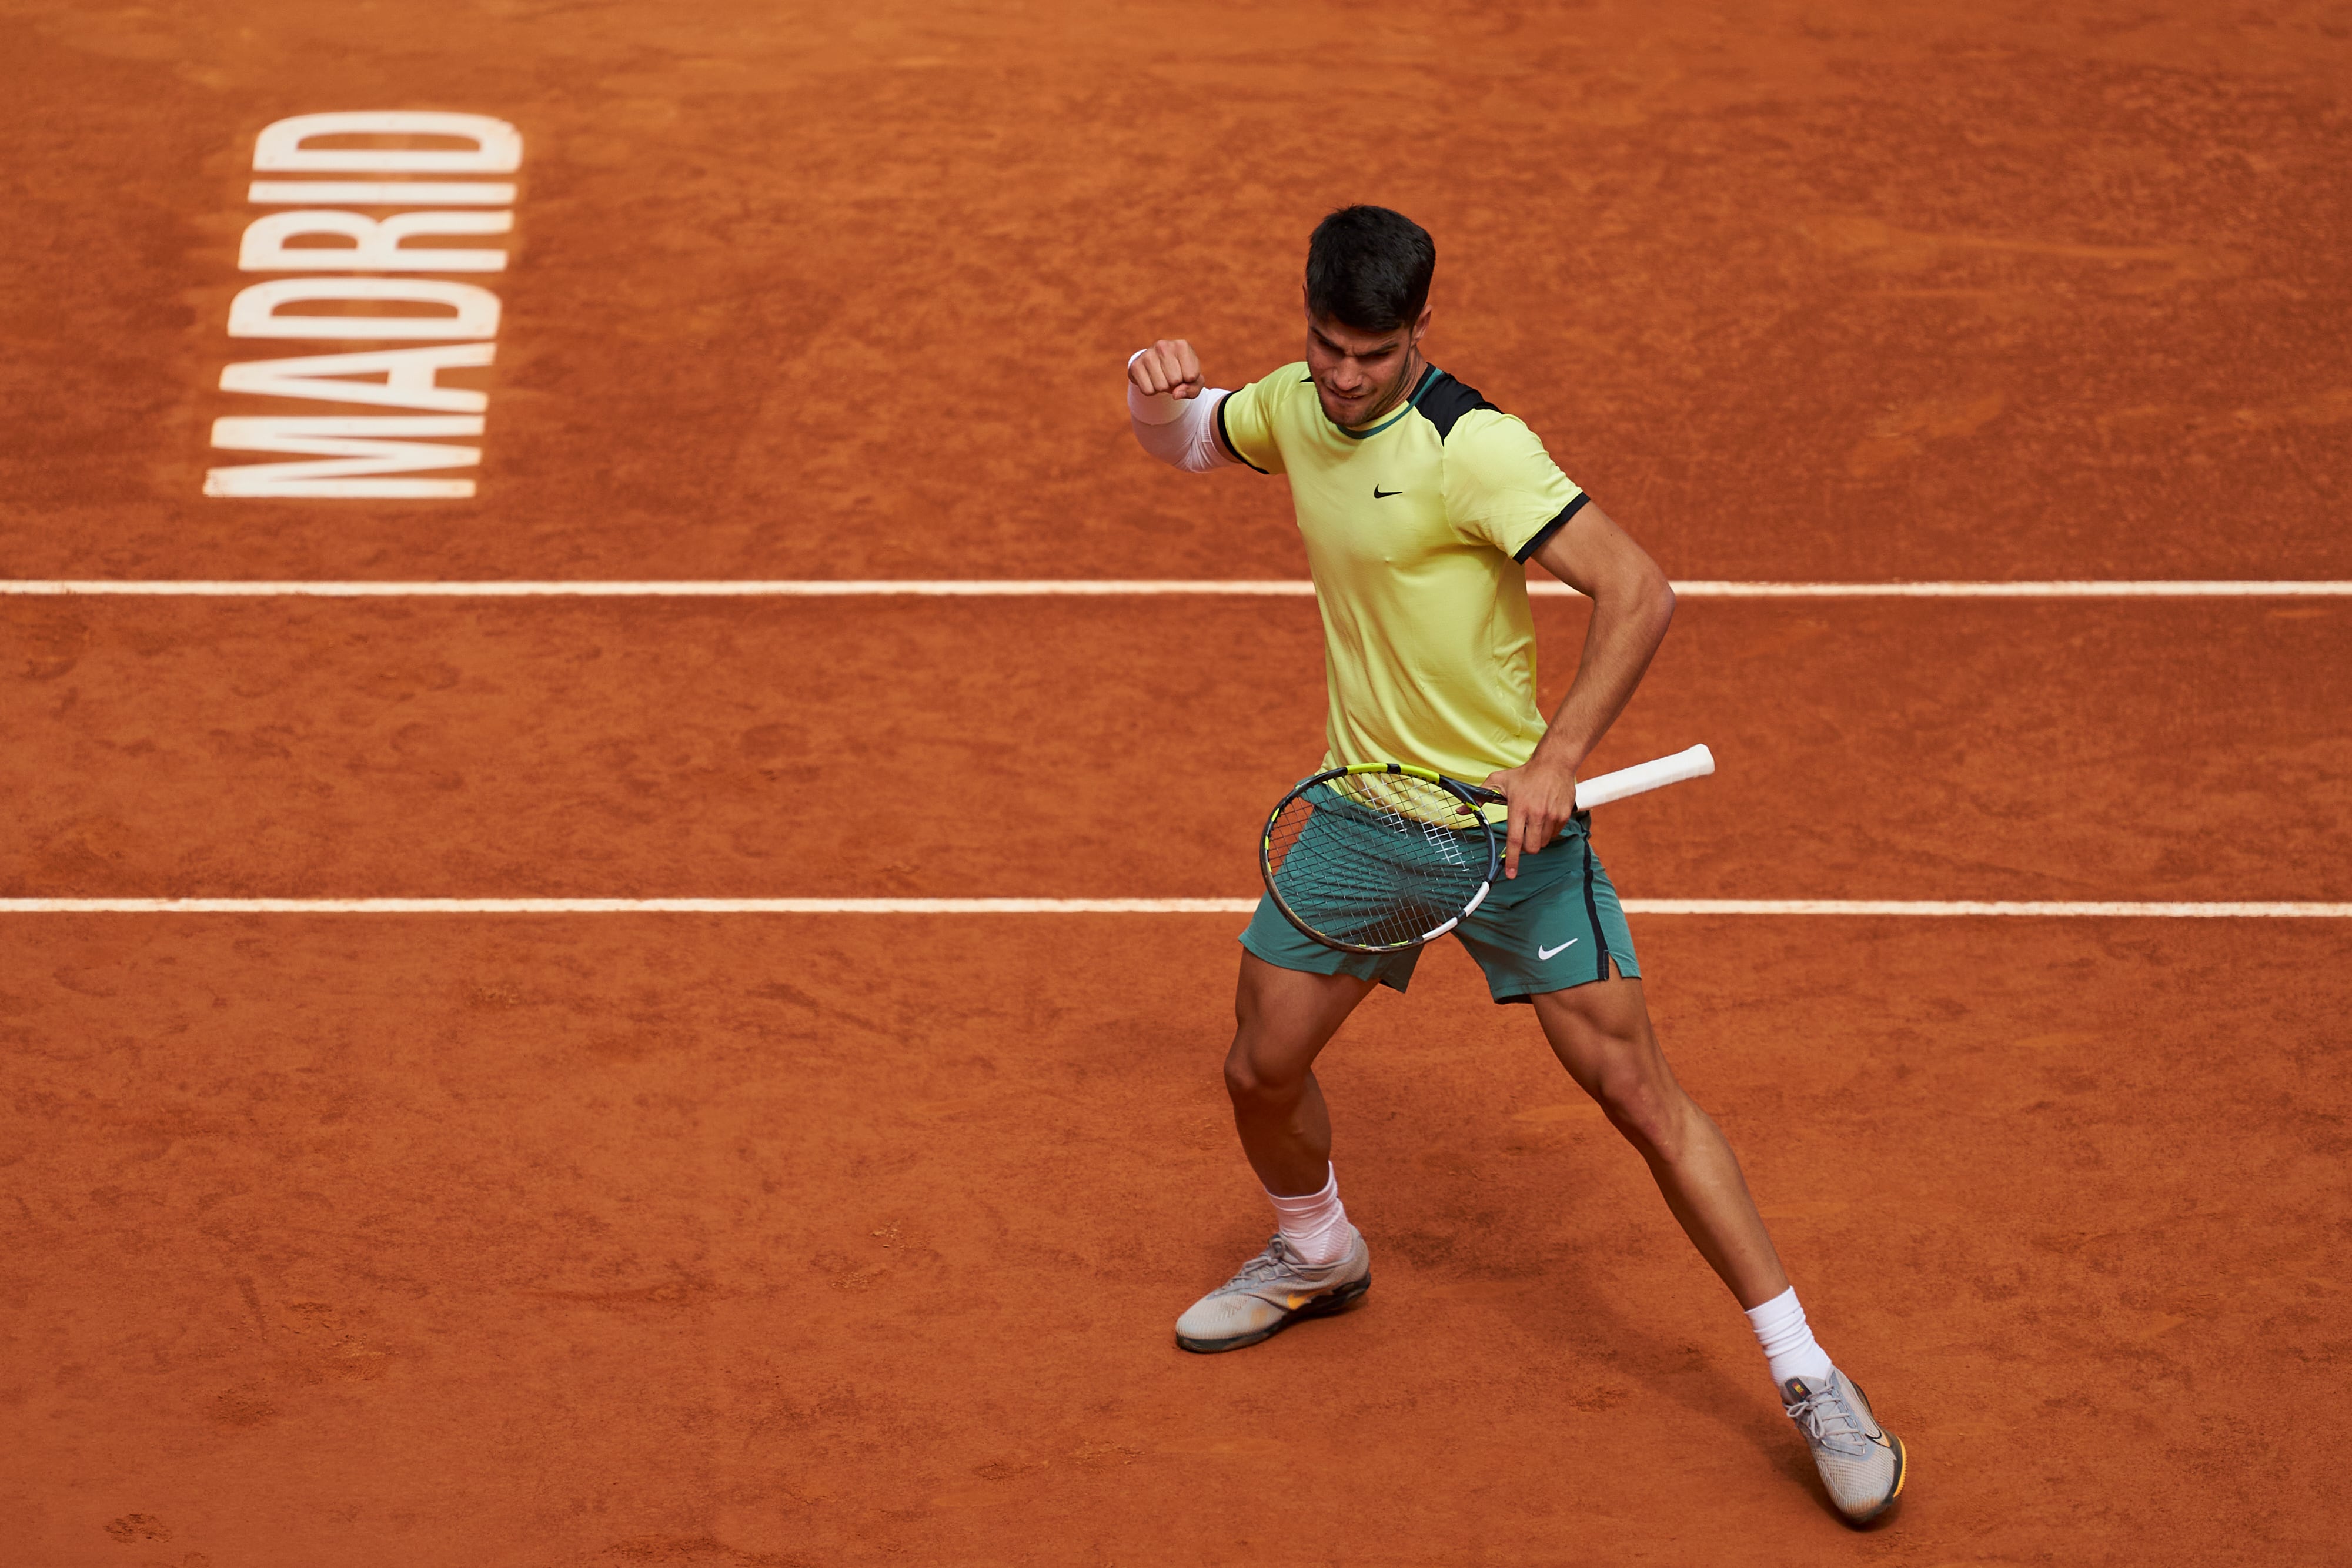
[{"xmin": 1125, "ymin": 206, "xmax": 1903, "ymax": 1523}]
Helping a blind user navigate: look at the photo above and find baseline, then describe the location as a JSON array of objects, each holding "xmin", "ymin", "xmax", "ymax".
[
  {"xmin": 4, "ymin": 580, "xmax": 2350, "ymax": 599},
  {"xmin": 6, "ymin": 898, "xmax": 2349, "ymax": 916}
]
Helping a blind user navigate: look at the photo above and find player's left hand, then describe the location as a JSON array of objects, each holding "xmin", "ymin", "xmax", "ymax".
[{"xmin": 1482, "ymin": 750, "xmax": 1581, "ymax": 879}]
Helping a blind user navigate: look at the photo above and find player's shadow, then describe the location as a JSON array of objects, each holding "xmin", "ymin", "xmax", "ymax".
[
  {"xmin": 1494, "ymin": 1263, "xmax": 1872, "ymax": 1524},
  {"xmin": 1510, "ymin": 1240, "xmax": 1910, "ymax": 1529}
]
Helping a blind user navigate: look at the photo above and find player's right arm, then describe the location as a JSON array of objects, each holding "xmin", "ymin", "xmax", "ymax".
[{"xmin": 1126, "ymin": 338, "xmax": 1237, "ymax": 472}]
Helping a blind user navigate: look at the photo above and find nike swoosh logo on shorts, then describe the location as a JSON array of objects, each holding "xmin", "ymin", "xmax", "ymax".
[
  {"xmin": 1373, "ymin": 486, "xmax": 1402, "ymax": 498},
  {"xmin": 1538, "ymin": 938, "xmax": 1580, "ymax": 960}
]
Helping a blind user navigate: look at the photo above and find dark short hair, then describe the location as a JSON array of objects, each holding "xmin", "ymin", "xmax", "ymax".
[{"xmin": 1305, "ymin": 206, "xmax": 1436, "ymax": 332}]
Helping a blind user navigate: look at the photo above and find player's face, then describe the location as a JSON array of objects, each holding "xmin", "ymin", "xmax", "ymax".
[{"xmin": 1304, "ymin": 305, "xmax": 1429, "ymax": 426}]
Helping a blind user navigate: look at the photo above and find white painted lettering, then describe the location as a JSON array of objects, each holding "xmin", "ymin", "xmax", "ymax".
[
  {"xmin": 203, "ymin": 416, "xmax": 486, "ymax": 498},
  {"xmin": 239, "ymin": 210, "xmax": 512, "ymax": 272},
  {"xmin": 252, "ymin": 112, "xmax": 522, "ymax": 174},
  {"xmin": 218, "ymin": 345, "xmax": 494, "ymax": 412},
  {"xmin": 247, "ymin": 180, "xmax": 517, "ymax": 206},
  {"xmin": 209, "ymin": 113, "xmax": 522, "ymax": 499},
  {"xmin": 227, "ymin": 278, "xmax": 502, "ymax": 340}
]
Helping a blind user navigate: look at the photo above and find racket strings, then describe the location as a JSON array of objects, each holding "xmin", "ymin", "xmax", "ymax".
[{"xmin": 1265, "ymin": 775, "xmax": 1493, "ymax": 951}]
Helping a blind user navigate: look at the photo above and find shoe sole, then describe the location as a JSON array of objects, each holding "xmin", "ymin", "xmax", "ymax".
[{"xmin": 1174, "ymin": 1272, "xmax": 1371, "ymax": 1354}]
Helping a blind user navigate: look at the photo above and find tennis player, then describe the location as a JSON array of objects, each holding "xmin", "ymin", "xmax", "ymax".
[{"xmin": 1125, "ymin": 206, "xmax": 1903, "ymax": 1523}]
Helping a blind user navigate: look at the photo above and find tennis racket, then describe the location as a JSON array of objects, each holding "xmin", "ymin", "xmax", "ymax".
[{"xmin": 1259, "ymin": 744, "xmax": 1715, "ymax": 955}]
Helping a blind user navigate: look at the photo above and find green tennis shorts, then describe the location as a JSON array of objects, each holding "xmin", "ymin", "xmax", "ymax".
[{"xmin": 1241, "ymin": 811, "xmax": 1640, "ymax": 1004}]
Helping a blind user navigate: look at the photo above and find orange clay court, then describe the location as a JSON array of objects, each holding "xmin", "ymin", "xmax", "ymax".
[{"xmin": 3, "ymin": 2, "xmax": 2350, "ymax": 1565}]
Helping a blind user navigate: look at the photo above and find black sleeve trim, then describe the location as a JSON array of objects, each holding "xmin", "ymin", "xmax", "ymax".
[
  {"xmin": 1418, "ymin": 371, "xmax": 1500, "ymax": 441},
  {"xmin": 1214, "ymin": 392, "xmax": 1270, "ymax": 474},
  {"xmin": 1514, "ymin": 493, "xmax": 1591, "ymax": 563}
]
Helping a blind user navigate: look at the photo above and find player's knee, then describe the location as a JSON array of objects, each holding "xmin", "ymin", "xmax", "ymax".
[
  {"xmin": 1222, "ymin": 1042, "xmax": 1298, "ymax": 1109},
  {"xmin": 1595, "ymin": 1071, "xmax": 1691, "ymax": 1158},
  {"xmin": 1222, "ymin": 1048, "xmax": 1272, "ymax": 1106}
]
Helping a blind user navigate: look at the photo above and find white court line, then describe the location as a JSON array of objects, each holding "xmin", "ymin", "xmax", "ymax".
[
  {"xmin": 1668, "ymin": 581, "xmax": 2352, "ymax": 599},
  {"xmin": 1, "ymin": 579, "xmax": 2348, "ymax": 599},
  {"xmin": 0, "ymin": 898, "xmax": 1260, "ymax": 914},
  {"xmin": 5, "ymin": 898, "xmax": 2348, "ymax": 916},
  {"xmin": 1628, "ymin": 900, "xmax": 2352, "ymax": 917}
]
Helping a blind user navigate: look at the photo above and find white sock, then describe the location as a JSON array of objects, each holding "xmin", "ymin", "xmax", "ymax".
[
  {"xmin": 1265, "ymin": 1165, "xmax": 1352, "ymax": 1268},
  {"xmin": 1745, "ymin": 1285, "xmax": 1834, "ymax": 1388}
]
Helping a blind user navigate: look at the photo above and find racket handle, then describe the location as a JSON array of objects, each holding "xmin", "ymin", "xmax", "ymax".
[
  {"xmin": 1575, "ymin": 744, "xmax": 1715, "ymax": 809},
  {"xmin": 1456, "ymin": 744, "xmax": 1715, "ymax": 810}
]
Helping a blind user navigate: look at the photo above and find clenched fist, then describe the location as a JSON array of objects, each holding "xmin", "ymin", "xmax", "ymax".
[{"xmin": 1130, "ymin": 339, "xmax": 1206, "ymax": 400}]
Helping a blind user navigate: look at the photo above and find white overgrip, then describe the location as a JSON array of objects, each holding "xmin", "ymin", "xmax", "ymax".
[{"xmin": 1573, "ymin": 744, "xmax": 1715, "ymax": 810}]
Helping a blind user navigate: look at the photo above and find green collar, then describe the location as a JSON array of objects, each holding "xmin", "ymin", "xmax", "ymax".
[{"xmin": 1332, "ymin": 364, "xmax": 1441, "ymax": 440}]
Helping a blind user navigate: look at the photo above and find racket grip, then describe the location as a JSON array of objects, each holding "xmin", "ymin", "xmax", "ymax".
[{"xmin": 1575, "ymin": 744, "xmax": 1715, "ymax": 809}]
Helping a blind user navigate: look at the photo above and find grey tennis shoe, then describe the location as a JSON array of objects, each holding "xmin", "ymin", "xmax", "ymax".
[
  {"xmin": 1783, "ymin": 1367, "xmax": 1907, "ymax": 1523},
  {"xmin": 1174, "ymin": 1230, "xmax": 1371, "ymax": 1353}
]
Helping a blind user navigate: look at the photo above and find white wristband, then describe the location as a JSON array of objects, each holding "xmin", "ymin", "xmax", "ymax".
[
  {"xmin": 1125, "ymin": 348, "xmax": 1236, "ymax": 472},
  {"xmin": 1125, "ymin": 348, "xmax": 1185, "ymax": 425}
]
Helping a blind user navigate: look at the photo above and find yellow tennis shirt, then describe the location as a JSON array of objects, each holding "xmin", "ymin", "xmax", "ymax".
[{"xmin": 1217, "ymin": 361, "xmax": 1587, "ymax": 781}]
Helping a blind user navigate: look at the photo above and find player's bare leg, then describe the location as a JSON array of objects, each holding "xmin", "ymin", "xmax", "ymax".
[
  {"xmin": 1530, "ymin": 969, "xmax": 1905, "ymax": 1520},
  {"xmin": 1480, "ymin": 772, "xmax": 1903, "ymax": 1519},
  {"xmin": 1222, "ymin": 952, "xmax": 1374, "ymax": 1196},
  {"xmin": 1527, "ymin": 970, "xmax": 1788, "ymax": 1308},
  {"xmin": 1172, "ymin": 955, "xmax": 1375, "ymax": 1353}
]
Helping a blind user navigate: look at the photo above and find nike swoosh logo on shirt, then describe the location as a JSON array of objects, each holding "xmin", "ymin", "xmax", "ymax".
[
  {"xmin": 1373, "ymin": 486, "xmax": 1402, "ymax": 498},
  {"xmin": 1538, "ymin": 938, "xmax": 1580, "ymax": 960}
]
